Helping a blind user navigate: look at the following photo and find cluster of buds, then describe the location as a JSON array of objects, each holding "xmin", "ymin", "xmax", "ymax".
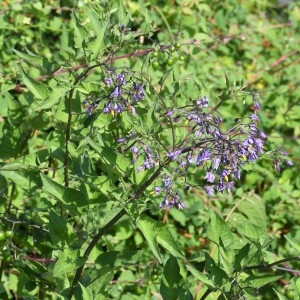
[{"xmin": 82, "ymin": 68, "xmax": 145, "ymax": 116}]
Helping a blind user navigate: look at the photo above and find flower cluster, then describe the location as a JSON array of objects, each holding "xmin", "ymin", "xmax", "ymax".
[
  {"xmin": 120, "ymin": 92, "xmax": 292, "ymax": 209},
  {"xmin": 165, "ymin": 94, "xmax": 268, "ymax": 197},
  {"xmin": 82, "ymin": 68, "xmax": 145, "ymax": 116},
  {"xmin": 154, "ymin": 174, "xmax": 186, "ymax": 209},
  {"xmin": 130, "ymin": 144, "xmax": 158, "ymax": 173}
]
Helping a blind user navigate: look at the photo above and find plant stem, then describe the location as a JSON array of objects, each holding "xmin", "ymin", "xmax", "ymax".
[
  {"xmin": 241, "ymin": 256, "xmax": 300, "ymax": 272},
  {"xmin": 68, "ymin": 165, "xmax": 164, "ymax": 298}
]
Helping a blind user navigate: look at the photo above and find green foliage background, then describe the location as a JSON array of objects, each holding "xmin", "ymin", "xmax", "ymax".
[{"xmin": 0, "ymin": 0, "xmax": 299, "ymax": 299}]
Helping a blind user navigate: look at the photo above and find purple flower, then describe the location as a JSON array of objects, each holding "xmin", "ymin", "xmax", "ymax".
[
  {"xmin": 117, "ymin": 137, "xmax": 126, "ymax": 143},
  {"xmin": 165, "ymin": 110, "xmax": 174, "ymax": 117},
  {"xmin": 111, "ymin": 86, "xmax": 122, "ymax": 98},
  {"xmin": 212, "ymin": 158, "xmax": 221, "ymax": 170},
  {"xmin": 159, "ymin": 193, "xmax": 186, "ymax": 210},
  {"xmin": 136, "ymin": 156, "xmax": 156, "ymax": 172},
  {"xmin": 204, "ymin": 171, "xmax": 215, "ymax": 183},
  {"xmin": 104, "ymin": 77, "xmax": 113, "ymax": 87},
  {"xmin": 259, "ymin": 131, "xmax": 267, "ymax": 139},
  {"xmin": 195, "ymin": 129, "xmax": 202, "ymax": 138},
  {"xmin": 196, "ymin": 96, "xmax": 209, "ymax": 108},
  {"xmin": 216, "ymin": 180, "xmax": 226, "ymax": 193},
  {"xmin": 220, "ymin": 169, "xmax": 229, "ymax": 179},
  {"xmin": 163, "ymin": 174, "xmax": 172, "ymax": 191},
  {"xmin": 233, "ymin": 169, "xmax": 241, "ymax": 179},
  {"xmin": 285, "ymin": 160, "xmax": 293, "ymax": 166},
  {"xmin": 195, "ymin": 149, "xmax": 211, "ymax": 166},
  {"xmin": 187, "ymin": 153, "xmax": 193, "ymax": 164},
  {"xmin": 154, "ymin": 187, "xmax": 161, "ymax": 194},
  {"xmin": 113, "ymin": 102, "xmax": 124, "ymax": 113},
  {"xmin": 213, "ymin": 115, "xmax": 223, "ymax": 124},
  {"xmin": 274, "ymin": 160, "xmax": 281, "ymax": 172},
  {"xmin": 179, "ymin": 160, "xmax": 187, "ymax": 168},
  {"xmin": 279, "ymin": 151, "xmax": 288, "ymax": 156},
  {"xmin": 167, "ymin": 150, "xmax": 182, "ymax": 160},
  {"xmin": 131, "ymin": 146, "xmax": 140, "ymax": 154},
  {"xmin": 86, "ymin": 102, "xmax": 98, "ymax": 115},
  {"xmin": 116, "ymin": 72, "xmax": 126, "ymax": 85},
  {"xmin": 249, "ymin": 114, "xmax": 259, "ymax": 121},
  {"xmin": 131, "ymin": 146, "xmax": 140, "ymax": 163},
  {"xmin": 175, "ymin": 199, "xmax": 186, "ymax": 209},
  {"xmin": 225, "ymin": 181, "xmax": 235, "ymax": 192},
  {"xmin": 252, "ymin": 93, "xmax": 260, "ymax": 110},
  {"xmin": 204, "ymin": 185, "xmax": 214, "ymax": 196},
  {"xmin": 132, "ymin": 82, "xmax": 145, "ymax": 101}
]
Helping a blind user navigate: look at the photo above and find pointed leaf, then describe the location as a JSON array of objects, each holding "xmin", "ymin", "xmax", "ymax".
[
  {"xmin": 71, "ymin": 11, "xmax": 88, "ymax": 48},
  {"xmin": 242, "ymin": 274, "xmax": 283, "ymax": 288},
  {"xmin": 49, "ymin": 210, "xmax": 69, "ymax": 246},
  {"xmin": 14, "ymin": 49, "xmax": 49, "ymax": 72},
  {"xmin": 20, "ymin": 67, "xmax": 50, "ymax": 100},
  {"xmin": 88, "ymin": 21, "xmax": 108, "ymax": 60},
  {"xmin": 186, "ymin": 265, "xmax": 216, "ymax": 290},
  {"xmin": 79, "ymin": 283, "xmax": 93, "ymax": 299},
  {"xmin": 53, "ymin": 248, "xmax": 78, "ymax": 277},
  {"xmin": 273, "ymin": 289, "xmax": 289, "ymax": 300},
  {"xmin": 160, "ymin": 256, "xmax": 183, "ymax": 300},
  {"xmin": 207, "ymin": 212, "xmax": 234, "ymax": 248},
  {"xmin": 157, "ymin": 226, "xmax": 184, "ymax": 259},
  {"xmin": 137, "ymin": 215, "xmax": 162, "ymax": 263},
  {"xmin": 237, "ymin": 194, "xmax": 267, "ymax": 228},
  {"xmin": 237, "ymin": 222, "xmax": 267, "ymax": 240},
  {"xmin": 40, "ymin": 173, "xmax": 88, "ymax": 215},
  {"xmin": 233, "ymin": 243, "xmax": 251, "ymax": 271},
  {"xmin": 205, "ymin": 252, "xmax": 228, "ymax": 286},
  {"xmin": 284, "ymin": 235, "xmax": 300, "ymax": 252},
  {"xmin": 38, "ymin": 87, "xmax": 70, "ymax": 110}
]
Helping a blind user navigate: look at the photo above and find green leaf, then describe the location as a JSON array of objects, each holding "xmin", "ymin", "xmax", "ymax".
[
  {"xmin": 53, "ymin": 248, "xmax": 79, "ymax": 277},
  {"xmin": 87, "ymin": 21, "xmax": 108, "ymax": 60},
  {"xmin": 205, "ymin": 252, "xmax": 228, "ymax": 287},
  {"xmin": 49, "ymin": 210, "xmax": 69, "ymax": 247},
  {"xmin": 224, "ymin": 73, "xmax": 230, "ymax": 89},
  {"xmin": 0, "ymin": 163, "xmax": 41, "ymax": 191},
  {"xmin": 71, "ymin": 11, "xmax": 88, "ymax": 48},
  {"xmin": 86, "ymin": 7, "xmax": 102, "ymax": 31},
  {"xmin": 79, "ymin": 282, "xmax": 93, "ymax": 299},
  {"xmin": 237, "ymin": 194, "xmax": 267, "ymax": 228},
  {"xmin": 1, "ymin": 83, "xmax": 16, "ymax": 94},
  {"xmin": 86, "ymin": 139, "xmax": 130, "ymax": 178},
  {"xmin": 273, "ymin": 289, "xmax": 289, "ymax": 300},
  {"xmin": 60, "ymin": 24, "xmax": 76, "ymax": 58},
  {"xmin": 14, "ymin": 49, "xmax": 48, "ymax": 72},
  {"xmin": 237, "ymin": 222, "xmax": 267, "ymax": 240},
  {"xmin": 86, "ymin": 7, "xmax": 108, "ymax": 60},
  {"xmin": 137, "ymin": 215, "xmax": 162, "ymax": 263},
  {"xmin": 48, "ymin": 210, "xmax": 77, "ymax": 248},
  {"xmin": 207, "ymin": 211, "xmax": 234, "ymax": 248},
  {"xmin": 157, "ymin": 226, "xmax": 184, "ymax": 259},
  {"xmin": 160, "ymin": 256, "xmax": 183, "ymax": 300},
  {"xmin": 242, "ymin": 274, "xmax": 283, "ymax": 288},
  {"xmin": 40, "ymin": 173, "xmax": 88, "ymax": 215},
  {"xmin": 38, "ymin": 87, "xmax": 70, "ymax": 111},
  {"xmin": 19, "ymin": 67, "xmax": 50, "ymax": 100},
  {"xmin": 95, "ymin": 251, "xmax": 139, "ymax": 268},
  {"xmin": 284, "ymin": 235, "xmax": 300, "ymax": 253},
  {"xmin": 233, "ymin": 243, "xmax": 251, "ymax": 271},
  {"xmin": 186, "ymin": 265, "xmax": 216, "ymax": 290}
]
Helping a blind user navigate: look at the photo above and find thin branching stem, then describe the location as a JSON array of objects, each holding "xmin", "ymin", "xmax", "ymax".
[{"xmin": 68, "ymin": 164, "xmax": 164, "ymax": 298}]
